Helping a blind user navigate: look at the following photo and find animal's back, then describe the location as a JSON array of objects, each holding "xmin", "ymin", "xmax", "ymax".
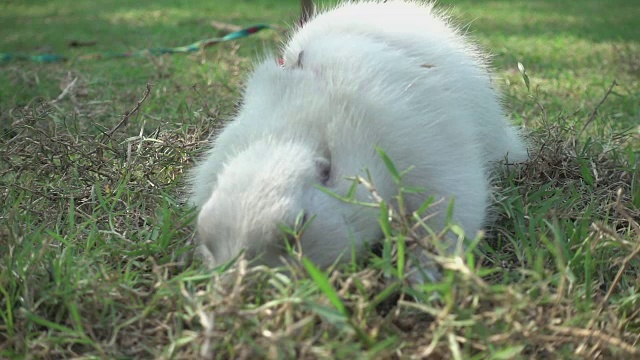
[{"xmin": 281, "ymin": 0, "xmax": 528, "ymax": 164}]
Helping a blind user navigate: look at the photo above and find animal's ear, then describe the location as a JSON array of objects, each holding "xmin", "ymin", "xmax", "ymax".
[{"xmin": 281, "ymin": 51, "xmax": 304, "ymax": 70}]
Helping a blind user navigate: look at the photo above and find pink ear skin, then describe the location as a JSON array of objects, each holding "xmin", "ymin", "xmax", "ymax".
[{"xmin": 278, "ymin": 51, "xmax": 305, "ymax": 70}]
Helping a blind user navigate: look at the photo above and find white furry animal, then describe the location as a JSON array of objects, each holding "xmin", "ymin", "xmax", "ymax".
[{"xmin": 189, "ymin": 0, "xmax": 528, "ymax": 281}]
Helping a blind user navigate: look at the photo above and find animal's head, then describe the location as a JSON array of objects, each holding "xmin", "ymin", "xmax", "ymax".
[{"xmin": 196, "ymin": 138, "xmax": 381, "ymax": 269}]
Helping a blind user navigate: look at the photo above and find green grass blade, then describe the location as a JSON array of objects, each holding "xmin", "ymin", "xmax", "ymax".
[
  {"xmin": 375, "ymin": 146, "xmax": 401, "ymax": 184},
  {"xmin": 302, "ymin": 257, "xmax": 347, "ymax": 316},
  {"xmin": 23, "ymin": 310, "xmax": 77, "ymax": 334}
]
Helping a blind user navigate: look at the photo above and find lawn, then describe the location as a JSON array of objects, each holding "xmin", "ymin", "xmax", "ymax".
[{"xmin": 1, "ymin": 0, "xmax": 639, "ymax": 358}]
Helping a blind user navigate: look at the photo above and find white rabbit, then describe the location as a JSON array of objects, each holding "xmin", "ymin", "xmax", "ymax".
[{"xmin": 189, "ymin": 0, "xmax": 528, "ymax": 281}]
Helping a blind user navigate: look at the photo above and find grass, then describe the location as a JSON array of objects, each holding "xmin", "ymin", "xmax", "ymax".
[{"xmin": 1, "ymin": 0, "xmax": 639, "ymax": 358}]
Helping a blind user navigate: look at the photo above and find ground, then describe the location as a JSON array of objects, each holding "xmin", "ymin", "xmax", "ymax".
[{"xmin": 1, "ymin": 0, "xmax": 639, "ymax": 358}]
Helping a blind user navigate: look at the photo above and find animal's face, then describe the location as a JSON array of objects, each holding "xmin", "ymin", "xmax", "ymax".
[{"xmin": 196, "ymin": 139, "xmax": 381, "ymax": 269}]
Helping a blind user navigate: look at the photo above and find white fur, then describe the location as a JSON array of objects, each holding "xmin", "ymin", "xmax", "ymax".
[{"xmin": 189, "ymin": 0, "xmax": 528, "ymax": 278}]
